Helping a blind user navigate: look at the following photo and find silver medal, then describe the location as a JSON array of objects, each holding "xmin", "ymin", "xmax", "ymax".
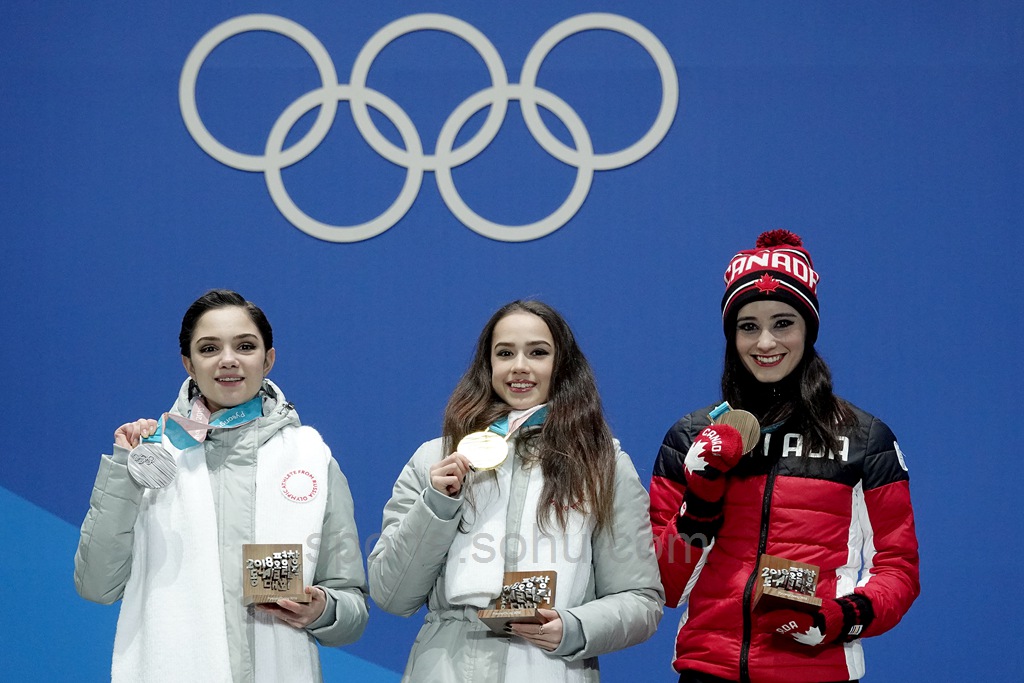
[{"xmin": 127, "ymin": 441, "xmax": 177, "ymax": 488}]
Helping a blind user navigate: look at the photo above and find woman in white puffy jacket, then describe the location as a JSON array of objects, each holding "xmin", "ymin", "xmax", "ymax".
[
  {"xmin": 74, "ymin": 289, "xmax": 368, "ymax": 683},
  {"xmin": 368, "ymin": 299, "xmax": 663, "ymax": 682}
]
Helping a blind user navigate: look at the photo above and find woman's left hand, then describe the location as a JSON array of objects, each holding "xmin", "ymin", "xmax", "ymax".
[
  {"xmin": 255, "ymin": 586, "xmax": 327, "ymax": 629},
  {"xmin": 508, "ymin": 608, "xmax": 563, "ymax": 651}
]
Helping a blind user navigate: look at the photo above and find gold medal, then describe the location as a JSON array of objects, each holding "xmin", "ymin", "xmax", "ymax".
[{"xmin": 456, "ymin": 431, "xmax": 508, "ymax": 470}]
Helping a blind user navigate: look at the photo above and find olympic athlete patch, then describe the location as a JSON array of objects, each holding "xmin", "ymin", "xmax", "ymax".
[{"xmin": 280, "ymin": 469, "xmax": 319, "ymax": 503}]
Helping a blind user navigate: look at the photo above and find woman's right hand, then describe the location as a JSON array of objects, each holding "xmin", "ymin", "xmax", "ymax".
[
  {"xmin": 682, "ymin": 423, "xmax": 745, "ymax": 504},
  {"xmin": 429, "ymin": 453, "xmax": 472, "ymax": 497},
  {"xmin": 114, "ymin": 418, "xmax": 159, "ymax": 450}
]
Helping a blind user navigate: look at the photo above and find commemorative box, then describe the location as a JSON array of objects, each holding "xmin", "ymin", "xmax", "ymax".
[
  {"xmin": 478, "ymin": 571, "xmax": 557, "ymax": 635},
  {"xmin": 242, "ymin": 543, "xmax": 310, "ymax": 604},
  {"xmin": 752, "ymin": 554, "xmax": 822, "ymax": 613}
]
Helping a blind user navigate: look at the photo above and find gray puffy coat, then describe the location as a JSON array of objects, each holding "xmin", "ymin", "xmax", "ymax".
[
  {"xmin": 368, "ymin": 435, "xmax": 663, "ymax": 682},
  {"xmin": 74, "ymin": 379, "xmax": 369, "ymax": 682}
]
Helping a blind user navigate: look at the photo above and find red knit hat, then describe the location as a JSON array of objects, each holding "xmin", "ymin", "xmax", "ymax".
[{"xmin": 721, "ymin": 230, "xmax": 820, "ymax": 344}]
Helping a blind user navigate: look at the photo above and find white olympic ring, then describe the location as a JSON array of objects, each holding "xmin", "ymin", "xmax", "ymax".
[{"xmin": 179, "ymin": 13, "xmax": 678, "ymax": 243}]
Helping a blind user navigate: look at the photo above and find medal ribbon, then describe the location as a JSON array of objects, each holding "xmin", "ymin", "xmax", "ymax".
[
  {"xmin": 140, "ymin": 395, "xmax": 264, "ymax": 451},
  {"xmin": 487, "ymin": 404, "xmax": 548, "ymax": 439},
  {"xmin": 710, "ymin": 401, "xmax": 783, "ymax": 435}
]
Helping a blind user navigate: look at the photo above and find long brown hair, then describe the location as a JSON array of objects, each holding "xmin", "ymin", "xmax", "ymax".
[{"xmin": 442, "ymin": 301, "xmax": 616, "ymax": 532}]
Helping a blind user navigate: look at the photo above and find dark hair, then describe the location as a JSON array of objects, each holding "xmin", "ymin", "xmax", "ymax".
[
  {"xmin": 721, "ymin": 343, "xmax": 855, "ymax": 456},
  {"xmin": 178, "ymin": 289, "xmax": 273, "ymax": 357},
  {"xmin": 442, "ymin": 300, "xmax": 617, "ymax": 532}
]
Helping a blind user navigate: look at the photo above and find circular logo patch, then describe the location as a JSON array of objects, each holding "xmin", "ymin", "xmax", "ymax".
[{"xmin": 280, "ymin": 469, "xmax": 319, "ymax": 503}]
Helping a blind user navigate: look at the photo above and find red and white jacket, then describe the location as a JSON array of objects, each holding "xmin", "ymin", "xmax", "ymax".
[{"xmin": 650, "ymin": 403, "xmax": 919, "ymax": 683}]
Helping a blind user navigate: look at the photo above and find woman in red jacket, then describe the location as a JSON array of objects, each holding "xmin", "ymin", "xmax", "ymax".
[{"xmin": 650, "ymin": 231, "xmax": 919, "ymax": 683}]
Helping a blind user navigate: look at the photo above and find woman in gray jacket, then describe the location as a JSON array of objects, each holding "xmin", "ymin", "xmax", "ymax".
[
  {"xmin": 74, "ymin": 289, "xmax": 368, "ymax": 682},
  {"xmin": 368, "ymin": 300, "xmax": 663, "ymax": 682}
]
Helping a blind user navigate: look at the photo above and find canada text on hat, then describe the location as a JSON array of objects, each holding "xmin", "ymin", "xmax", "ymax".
[
  {"xmin": 721, "ymin": 230, "xmax": 821, "ymax": 332},
  {"xmin": 724, "ymin": 241, "xmax": 818, "ymax": 292}
]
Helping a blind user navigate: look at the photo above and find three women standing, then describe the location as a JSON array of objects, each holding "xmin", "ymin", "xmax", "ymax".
[{"xmin": 75, "ymin": 261, "xmax": 919, "ymax": 681}]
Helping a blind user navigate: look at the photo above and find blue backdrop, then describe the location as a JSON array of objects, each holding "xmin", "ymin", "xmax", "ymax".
[{"xmin": 2, "ymin": 2, "xmax": 1021, "ymax": 680}]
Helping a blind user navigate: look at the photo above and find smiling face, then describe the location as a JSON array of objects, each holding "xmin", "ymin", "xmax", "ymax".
[
  {"xmin": 490, "ymin": 311, "xmax": 555, "ymax": 411},
  {"xmin": 181, "ymin": 306, "xmax": 275, "ymax": 412},
  {"xmin": 734, "ymin": 299, "xmax": 806, "ymax": 384}
]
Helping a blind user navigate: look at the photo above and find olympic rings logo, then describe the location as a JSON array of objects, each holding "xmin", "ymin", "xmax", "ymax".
[{"xmin": 180, "ymin": 13, "xmax": 678, "ymax": 242}]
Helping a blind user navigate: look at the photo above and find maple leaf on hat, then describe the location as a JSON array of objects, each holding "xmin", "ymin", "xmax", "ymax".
[{"xmin": 755, "ymin": 273, "xmax": 781, "ymax": 293}]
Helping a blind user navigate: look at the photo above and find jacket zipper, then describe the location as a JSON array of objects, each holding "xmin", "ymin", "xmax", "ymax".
[{"xmin": 739, "ymin": 460, "xmax": 779, "ymax": 683}]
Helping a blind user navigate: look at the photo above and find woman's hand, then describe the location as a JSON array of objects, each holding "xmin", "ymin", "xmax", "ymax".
[
  {"xmin": 508, "ymin": 609, "xmax": 563, "ymax": 651},
  {"xmin": 255, "ymin": 585, "xmax": 327, "ymax": 629},
  {"xmin": 114, "ymin": 418, "xmax": 160, "ymax": 449},
  {"xmin": 429, "ymin": 453, "xmax": 472, "ymax": 497}
]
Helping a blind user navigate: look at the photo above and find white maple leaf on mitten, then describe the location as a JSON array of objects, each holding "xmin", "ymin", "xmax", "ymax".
[
  {"xmin": 767, "ymin": 598, "xmax": 856, "ymax": 648},
  {"xmin": 684, "ymin": 439, "xmax": 710, "ymax": 475},
  {"xmin": 792, "ymin": 623, "xmax": 825, "ymax": 646}
]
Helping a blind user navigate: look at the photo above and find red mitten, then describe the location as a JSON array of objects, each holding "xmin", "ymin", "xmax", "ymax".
[
  {"xmin": 765, "ymin": 594, "xmax": 875, "ymax": 646},
  {"xmin": 675, "ymin": 424, "xmax": 745, "ymax": 547},
  {"xmin": 682, "ymin": 424, "xmax": 745, "ymax": 503}
]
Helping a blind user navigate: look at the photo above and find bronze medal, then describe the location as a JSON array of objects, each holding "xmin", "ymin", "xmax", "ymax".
[{"xmin": 713, "ymin": 408, "xmax": 761, "ymax": 454}]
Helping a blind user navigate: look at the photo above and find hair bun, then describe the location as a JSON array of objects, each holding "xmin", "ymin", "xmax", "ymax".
[{"xmin": 755, "ymin": 229, "xmax": 803, "ymax": 249}]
